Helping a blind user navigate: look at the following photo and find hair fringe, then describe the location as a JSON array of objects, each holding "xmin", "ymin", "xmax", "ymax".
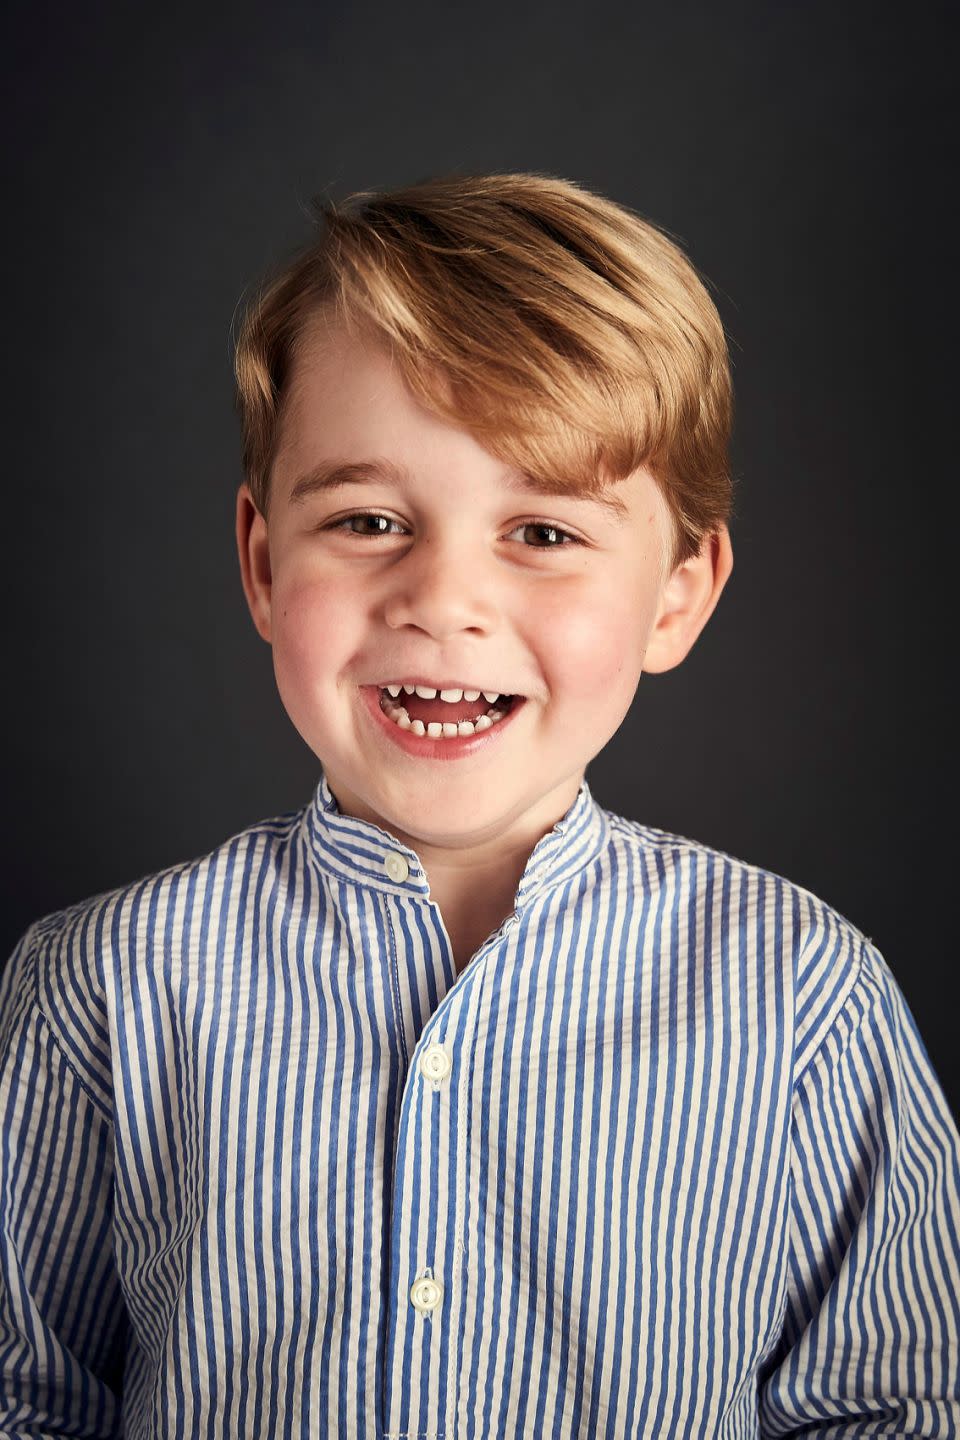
[{"xmin": 232, "ymin": 172, "xmax": 734, "ymax": 570}]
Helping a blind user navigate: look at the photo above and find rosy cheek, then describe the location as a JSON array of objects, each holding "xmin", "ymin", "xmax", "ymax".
[
  {"xmin": 547, "ymin": 604, "xmax": 641, "ymax": 700},
  {"xmin": 272, "ymin": 575, "xmax": 357, "ymax": 671}
]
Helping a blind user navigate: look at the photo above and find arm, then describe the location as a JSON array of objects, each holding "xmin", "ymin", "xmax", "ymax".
[
  {"xmin": 759, "ymin": 938, "xmax": 960, "ymax": 1437},
  {"xmin": 0, "ymin": 921, "xmax": 128, "ymax": 1439}
]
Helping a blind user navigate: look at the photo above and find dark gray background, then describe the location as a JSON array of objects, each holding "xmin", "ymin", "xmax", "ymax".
[{"xmin": 3, "ymin": 1, "xmax": 956, "ymax": 1114}]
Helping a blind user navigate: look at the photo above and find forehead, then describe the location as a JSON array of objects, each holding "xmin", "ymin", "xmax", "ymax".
[
  {"xmin": 276, "ymin": 318, "xmax": 435, "ymax": 474},
  {"xmin": 281, "ymin": 313, "xmax": 448, "ymax": 433},
  {"xmin": 275, "ymin": 313, "xmax": 665, "ymax": 532}
]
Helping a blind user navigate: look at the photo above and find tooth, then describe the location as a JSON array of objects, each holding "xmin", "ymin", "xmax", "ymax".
[
  {"xmin": 463, "ymin": 689, "xmax": 481, "ymax": 702},
  {"xmin": 439, "ymin": 688, "xmax": 464, "ymax": 703},
  {"xmin": 383, "ymin": 700, "xmax": 511, "ymax": 738},
  {"xmin": 482, "ymin": 691, "xmax": 500, "ymax": 703},
  {"xmin": 385, "ymin": 684, "xmax": 402, "ymax": 697},
  {"xmin": 403, "ymin": 684, "xmax": 416, "ymax": 695},
  {"xmin": 382, "ymin": 694, "xmax": 515, "ymax": 738},
  {"xmin": 415, "ymin": 685, "xmax": 438, "ymax": 699}
]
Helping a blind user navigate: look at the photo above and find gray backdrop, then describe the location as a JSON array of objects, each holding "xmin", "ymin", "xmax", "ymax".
[{"xmin": 3, "ymin": 0, "xmax": 956, "ymax": 1114}]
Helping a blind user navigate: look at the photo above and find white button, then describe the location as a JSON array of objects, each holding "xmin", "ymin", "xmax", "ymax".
[
  {"xmin": 410, "ymin": 1275, "xmax": 443, "ymax": 1313},
  {"xmin": 419, "ymin": 1044, "xmax": 452, "ymax": 1082},
  {"xmin": 384, "ymin": 852, "xmax": 409, "ymax": 883}
]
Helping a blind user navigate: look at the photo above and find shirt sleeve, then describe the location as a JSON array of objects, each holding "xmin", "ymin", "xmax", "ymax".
[
  {"xmin": 0, "ymin": 920, "xmax": 128, "ymax": 1439},
  {"xmin": 759, "ymin": 936, "xmax": 960, "ymax": 1437}
]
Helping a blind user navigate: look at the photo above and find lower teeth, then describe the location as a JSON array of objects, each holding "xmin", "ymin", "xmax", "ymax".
[{"xmin": 379, "ymin": 696, "xmax": 508, "ymax": 738}]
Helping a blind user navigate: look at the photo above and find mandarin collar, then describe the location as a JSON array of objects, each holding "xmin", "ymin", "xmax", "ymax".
[{"xmin": 302, "ymin": 770, "xmax": 609, "ymax": 911}]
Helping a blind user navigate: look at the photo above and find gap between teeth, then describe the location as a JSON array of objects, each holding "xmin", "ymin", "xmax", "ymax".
[
  {"xmin": 380, "ymin": 696, "xmax": 506, "ymax": 738},
  {"xmin": 383, "ymin": 684, "xmax": 504, "ymax": 703}
]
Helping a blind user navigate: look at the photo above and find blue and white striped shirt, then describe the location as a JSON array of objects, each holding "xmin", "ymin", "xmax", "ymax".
[{"xmin": 1, "ymin": 773, "xmax": 958, "ymax": 1438}]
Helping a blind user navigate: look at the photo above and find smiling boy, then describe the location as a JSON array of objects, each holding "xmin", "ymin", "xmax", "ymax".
[
  {"xmin": 2, "ymin": 173, "xmax": 959, "ymax": 1439},
  {"xmin": 236, "ymin": 312, "xmax": 728, "ymax": 975}
]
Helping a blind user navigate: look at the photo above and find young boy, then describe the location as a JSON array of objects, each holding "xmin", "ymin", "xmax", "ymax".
[{"xmin": 1, "ymin": 173, "xmax": 958, "ymax": 1440}]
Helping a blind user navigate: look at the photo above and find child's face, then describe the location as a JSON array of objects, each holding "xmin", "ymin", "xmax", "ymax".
[{"xmin": 237, "ymin": 316, "xmax": 727, "ymax": 865}]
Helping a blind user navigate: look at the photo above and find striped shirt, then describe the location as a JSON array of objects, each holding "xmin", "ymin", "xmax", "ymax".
[{"xmin": 1, "ymin": 773, "xmax": 958, "ymax": 1439}]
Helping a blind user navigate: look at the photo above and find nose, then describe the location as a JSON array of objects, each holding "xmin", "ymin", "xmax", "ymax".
[{"xmin": 382, "ymin": 534, "xmax": 500, "ymax": 638}]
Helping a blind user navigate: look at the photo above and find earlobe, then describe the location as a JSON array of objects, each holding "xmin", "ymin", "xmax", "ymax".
[
  {"xmin": 235, "ymin": 484, "xmax": 273, "ymax": 644},
  {"xmin": 642, "ymin": 526, "xmax": 733, "ymax": 674}
]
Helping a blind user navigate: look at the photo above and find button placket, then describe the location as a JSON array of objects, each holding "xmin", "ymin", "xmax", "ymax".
[{"xmin": 383, "ymin": 936, "xmax": 488, "ymax": 1433}]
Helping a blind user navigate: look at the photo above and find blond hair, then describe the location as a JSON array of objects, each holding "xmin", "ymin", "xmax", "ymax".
[{"xmin": 233, "ymin": 172, "xmax": 733, "ymax": 571}]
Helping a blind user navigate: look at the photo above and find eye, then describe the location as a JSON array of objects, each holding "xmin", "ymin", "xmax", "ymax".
[
  {"xmin": 505, "ymin": 521, "xmax": 582, "ymax": 548},
  {"xmin": 324, "ymin": 512, "xmax": 406, "ymax": 537}
]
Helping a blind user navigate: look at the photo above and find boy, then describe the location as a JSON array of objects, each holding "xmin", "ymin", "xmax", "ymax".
[{"xmin": 1, "ymin": 172, "xmax": 958, "ymax": 1439}]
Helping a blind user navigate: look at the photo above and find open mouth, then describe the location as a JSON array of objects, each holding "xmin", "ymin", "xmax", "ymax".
[{"xmin": 377, "ymin": 685, "xmax": 521, "ymax": 738}]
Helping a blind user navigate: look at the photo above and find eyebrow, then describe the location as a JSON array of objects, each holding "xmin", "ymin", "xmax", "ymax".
[{"xmin": 286, "ymin": 458, "xmax": 629, "ymax": 521}]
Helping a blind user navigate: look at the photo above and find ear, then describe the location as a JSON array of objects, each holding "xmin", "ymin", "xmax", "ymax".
[
  {"xmin": 642, "ymin": 525, "xmax": 734, "ymax": 674},
  {"xmin": 235, "ymin": 483, "xmax": 273, "ymax": 643}
]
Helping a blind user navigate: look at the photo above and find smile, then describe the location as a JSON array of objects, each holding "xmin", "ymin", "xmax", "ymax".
[
  {"xmin": 379, "ymin": 688, "xmax": 518, "ymax": 736},
  {"xmin": 360, "ymin": 685, "xmax": 526, "ymax": 760}
]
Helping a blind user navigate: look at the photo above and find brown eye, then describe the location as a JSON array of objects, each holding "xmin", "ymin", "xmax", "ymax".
[
  {"xmin": 326, "ymin": 512, "xmax": 404, "ymax": 536},
  {"xmin": 508, "ymin": 522, "xmax": 581, "ymax": 548}
]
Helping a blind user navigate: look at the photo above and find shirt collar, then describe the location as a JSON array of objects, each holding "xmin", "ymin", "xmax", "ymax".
[{"xmin": 302, "ymin": 770, "xmax": 610, "ymax": 910}]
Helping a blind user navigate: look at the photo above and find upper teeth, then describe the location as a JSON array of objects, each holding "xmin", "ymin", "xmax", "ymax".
[{"xmin": 383, "ymin": 684, "xmax": 503, "ymax": 703}]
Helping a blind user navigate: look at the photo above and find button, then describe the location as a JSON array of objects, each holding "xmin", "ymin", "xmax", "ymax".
[
  {"xmin": 410, "ymin": 1275, "xmax": 443, "ymax": 1313},
  {"xmin": 419, "ymin": 1044, "xmax": 451, "ymax": 1082},
  {"xmin": 384, "ymin": 852, "xmax": 409, "ymax": 883}
]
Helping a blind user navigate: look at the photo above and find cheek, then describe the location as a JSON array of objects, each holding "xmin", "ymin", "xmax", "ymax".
[
  {"xmin": 540, "ymin": 583, "xmax": 650, "ymax": 703},
  {"xmin": 271, "ymin": 572, "xmax": 361, "ymax": 681}
]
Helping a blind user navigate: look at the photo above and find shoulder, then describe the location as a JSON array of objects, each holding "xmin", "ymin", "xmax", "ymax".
[
  {"xmin": 19, "ymin": 801, "xmax": 306, "ymax": 961},
  {"xmin": 601, "ymin": 807, "xmax": 871, "ymax": 1066},
  {"xmin": 4, "ymin": 802, "xmax": 308, "ymax": 1103},
  {"xmin": 602, "ymin": 806, "xmax": 870, "ymax": 956}
]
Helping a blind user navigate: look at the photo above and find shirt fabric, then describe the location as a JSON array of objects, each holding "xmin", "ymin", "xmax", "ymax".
[{"xmin": 1, "ymin": 773, "xmax": 958, "ymax": 1440}]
